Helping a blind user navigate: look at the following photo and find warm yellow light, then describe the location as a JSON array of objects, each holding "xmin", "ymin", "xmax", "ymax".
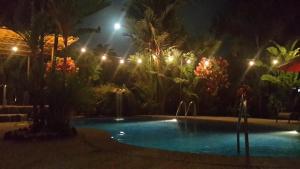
[
  {"xmin": 249, "ymin": 60, "xmax": 255, "ymax": 66},
  {"xmin": 272, "ymin": 59, "xmax": 279, "ymax": 65},
  {"xmin": 12, "ymin": 46, "xmax": 18, "ymax": 52},
  {"xmin": 204, "ymin": 60, "xmax": 210, "ymax": 66},
  {"xmin": 101, "ymin": 55, "xmax": 107, "ymax": 61},
  {"xmin": 120, "ymin": 59, "xmax": 125, "ymax": 64},
  {"xmin": 152, "ymin": 54, "xmax": 157, "ymax": 60},
  {"xmin": 81, "ymin": 47, "xmax": 86, "ymax": 53},
  {"xmin": 186, "ymin": 59, "xmax": 191, "ymax": 64},
  {"xmin": 167, "ymin": 56, "xmax": 174, "ymax": 63},
  {"xmin": 137, "ymin": 58, "xmax": 142, "ymax": 64}
]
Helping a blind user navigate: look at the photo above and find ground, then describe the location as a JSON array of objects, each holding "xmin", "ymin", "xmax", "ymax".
[{"xmin": 0, "ymin": 117, "xmax": 299, "ymax": 169}]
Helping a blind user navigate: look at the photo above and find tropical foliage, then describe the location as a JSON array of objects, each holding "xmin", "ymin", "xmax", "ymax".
[{"xmin": 194, "ymin": 57, "xmax": 229, "ymax": 95}]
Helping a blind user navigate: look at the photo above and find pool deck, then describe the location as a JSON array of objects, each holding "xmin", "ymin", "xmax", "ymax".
[{"xmin": 0, "ymin": 116, "xmax": 300, "ymax": 169}]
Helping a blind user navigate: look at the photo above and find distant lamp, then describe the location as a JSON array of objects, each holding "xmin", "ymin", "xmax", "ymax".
[
  {"xmin": 137, "ymin": 58, "xmax": 142, "ymax": 64},
  {"xmin": 12, "ymin": 46, "xmax": 18, "ymax": 52},
  {"xmin": 204, "ymin": 60, "xmax": 210, "ymax": 67},
  {"xmin": 272, "ymin": 59, "xmax": 279, "ymax": 65},
  {"xmin": 167, "ymin": 56, "xmax": 174, "ymax": 63},
  {"xmin": 249, "ymin": 60, "xmax": 255, "ymax": 67},
  {"xmin": 186, "ymin": 59, "xmax": 191, "ymax": 64},
  {"xmin": 81, "ymin": 47, "xmax": 86, "ymax": 53},
  {"xmin": 120, "ymin": 59, "xmax": 125, "ymax": 64},
  {"xmin": 101, "ymin": 55, "xmax": 107, "ymax": 61},
  {"xmin": 114, "ymin": 23, "xmax": 121, "ymax": 30}
]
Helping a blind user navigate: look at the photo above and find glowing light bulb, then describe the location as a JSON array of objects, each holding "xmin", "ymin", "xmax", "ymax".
[
  {"xmin": 204, "ymin": 60, "xmax": 210, "ymax": 66},
  {"xmin": 186, "ymin": 59, "xmax": 191, "ymax": 64},
  {"xmin": 167, "ymin": 56, "xmax": 174, "ymax": 63},
  {"xmin": 12, "ymin": 46, "xmax": 18, "ymax": 52},
  {"xmin": 272, "ymin": 59, "xmax": 278, "ymax": 65},
  {"xmin": 81, "ymin": 47, "xmax": 86, "ymax": 53},
  {"xmin": 101, "ymin": 55, "xmax": 107, "ymax": 61},
  {"xmin": 120, "ymin": 59, "xmax": 125, "ymax": 64},
  {"xmin": 137, "ymin": 58, "xmax": 142, "ymax": 64},
  {"xmin": 114, "ymin": 23, "xmax": 121, "ymax": 30},
  {"xmin": 249, "ymin": 60, "xmax": 255, "ymax": 66}
]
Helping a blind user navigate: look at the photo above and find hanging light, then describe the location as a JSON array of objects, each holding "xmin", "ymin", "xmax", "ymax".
[
  {"xmin": 204, "ymin": 59, "xmax": 210, "ymax": 67},
  {"xmin": 249, "ymin": 60, "xmax": 255, "ymax": 66},
  {"xmin": 101, "ymin": 54, "xmax": 107, "ymax": 61},
  {"xmin": 11, "ymin": 46, "xmax": 18, "ymax": 52},
  {"xmin": 137, "ymin": 58, "xmax": 142, "ymax": 64},
  {"xmin": 272, "ymin": 59, "xmax": 279, "ymax": 65},
  {"xmin": 167, "ymin": 56, "xmax": 174, "ymax": 63},
  {"xmin": 186, "ymin": 59, "xmax": 191, "ymax": 64},
  {"xmin": 81, "ymin": 47, "xmax": 86, "ymax": 53},
  {"xmin": 120, "ymin": 59, "xmax": 125, "ymax": 64}
]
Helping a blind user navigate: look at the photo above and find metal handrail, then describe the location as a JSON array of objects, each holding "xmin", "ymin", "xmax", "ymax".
[
  {"xmin": 175, "ymin": 101, "xmax": 186, "ymax": 116},
  {"xmin": 185, "ymin": 101, "xmax": 197, "ymax": 116}
]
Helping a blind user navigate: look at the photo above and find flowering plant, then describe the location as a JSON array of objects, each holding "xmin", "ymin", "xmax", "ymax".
[
  {"xmin": 46, "ymin": 57, "xmax": 77, "ymax": 73},
  {"xmin": 194, "ymin": 57, "xmax": 229, "ymax": 95}
]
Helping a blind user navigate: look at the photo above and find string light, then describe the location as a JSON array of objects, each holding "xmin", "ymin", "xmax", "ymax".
[
  {"xmin": 137, "ymin": 58, "xmax": 142, "ymax": 64},
  {"xmin": 204, "ymin": 60, "xmax": 210, "ymax": 67},
  {"xmin": 167, "ymin": 56, "xmax": 174, "ymax": 63},
  {"xmin": 120, "ymin": 59, "xmax": 125, "ymax": 64},
  {"xmin": 272, "ymin": 59, "xmax": 279, "ymax": 65},
  {"xmin": 249, "ymin": 60, "xmax": 255, "ymax": 66},
  {"xmin": 101, "ymin": 55, "xmax": 107, "ymax": 61},
  {"xmin": 81, "ymin": 47, "xmax": 86, "ymax": 53},
  {"xmin": 11, "ymin": 46, "xmax": 18, "ymax": 52},
  {"xmin": 186, "ymin": 59, "xmax": 191, "ymax": 64}
]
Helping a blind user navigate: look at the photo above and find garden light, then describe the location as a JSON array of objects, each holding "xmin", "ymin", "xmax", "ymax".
[
  {"xmin": 186, "ymin": 59, "xmax": 191, "ymax": 64},
  {"xmin": 167, "ymin": 56, "xmax": 174, "ymax": 63},
  {"xmin": 272, "ymin": 59, "xmax": 279, "ymax": 65},
  {"xmin": 204, "ymin": 60, "xmax": 210, "ymax": 67},
  {"xmin": 120, "ymin": 59, "xmax": 125, "ymax": 64},
  {"xmin": 11, "ymin": 46, "xmax": 18, "ymax": 52},
  {"xmin": 81, "ymin": 47, "xmax": 86, "ymax": 53},
  {"xmin": 114, "ymin": 22, "xmax": 121, "ymax": 30},
  {"xmin": 137, "ymin": 58, "xmax": 142, "ymax": 64},
  {"xmin": 101, "ymin": 54, "xmax": 107, "ymax": 61},
  {"xmin": 152, "ymin": 54, "xmax": 157, "ymax": 61},
  {"xmin": 249, "ymin": 60, "xmax": 255, "ymax": 66}
]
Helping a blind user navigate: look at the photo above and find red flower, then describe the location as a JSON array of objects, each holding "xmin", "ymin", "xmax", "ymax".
[
  {"xmin": 194, "ymin": 57, "xmax": 230, "ymax": 95},
  {"xmin": 46, "ymin": 57, "xmax": 77, "ymax": 73}
]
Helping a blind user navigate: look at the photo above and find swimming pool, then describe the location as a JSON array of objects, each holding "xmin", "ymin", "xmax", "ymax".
[{"xmin": 75, "ymin": 118, "xmax": 300, "ymax": 157}]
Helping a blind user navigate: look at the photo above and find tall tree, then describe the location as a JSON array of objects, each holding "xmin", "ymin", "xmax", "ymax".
[{"xmin": 125, "ymin": 0, "xmax": 187, "ymax": 55}]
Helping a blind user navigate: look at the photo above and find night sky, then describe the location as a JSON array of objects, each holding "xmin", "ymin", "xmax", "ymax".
[{"xmin": 79, "ymin": 0, "xmax": 228, "ymax": 56}]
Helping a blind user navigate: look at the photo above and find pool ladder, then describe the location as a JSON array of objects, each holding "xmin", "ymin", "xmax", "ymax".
[{"xmin": 175, "ymin": 101, "xmax": 197, "ymax": 117}]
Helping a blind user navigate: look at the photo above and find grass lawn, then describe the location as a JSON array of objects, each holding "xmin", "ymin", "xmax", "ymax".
[{"xmin": 0, "ymin": 121, "xmax": 299, "ymax": 169}]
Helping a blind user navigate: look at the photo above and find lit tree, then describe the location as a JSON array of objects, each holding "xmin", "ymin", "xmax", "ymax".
[{"xmin": 194, "ymin": 57, "xmax": 230, "ymax": 96}]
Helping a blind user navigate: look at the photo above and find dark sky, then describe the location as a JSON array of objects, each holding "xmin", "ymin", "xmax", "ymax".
[{"xmin": 79, "ymin": 0, "xmax": 228, "ymax": 56}]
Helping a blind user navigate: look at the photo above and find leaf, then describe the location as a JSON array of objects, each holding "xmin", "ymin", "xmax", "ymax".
[
  {"xmin": 290, "ymin": 40, "xmax": 299, "ymax": 51},
  {"xmin": 278, "ymin": 46, "xmax": 287, "ymax": 56},
  {"xmin": 266, "ymin": 47, "xmax": 279, "ymax": 56},
  {"xmin": 260, "ymin": 74, "xmax": 280, "ymax": 84},
  {"xmin": 173, "ymin": 77, "xmax": 188, "ymax": 84}
]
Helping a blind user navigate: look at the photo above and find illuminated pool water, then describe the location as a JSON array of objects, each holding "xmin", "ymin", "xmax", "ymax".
[{"xmin": 75, "ymin": 118, "xmax": 300, "ymax": 157}]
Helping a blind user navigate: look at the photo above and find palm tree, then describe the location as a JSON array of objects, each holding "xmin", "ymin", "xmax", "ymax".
[{"xmin": 125, "ymin": 0, "xmax": 186, "ymax": 55}]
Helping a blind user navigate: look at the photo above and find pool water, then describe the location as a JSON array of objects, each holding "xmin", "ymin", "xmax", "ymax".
[{"xmin": 75, "ymin": 118, "xmax": 300, "ymax": 157}]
